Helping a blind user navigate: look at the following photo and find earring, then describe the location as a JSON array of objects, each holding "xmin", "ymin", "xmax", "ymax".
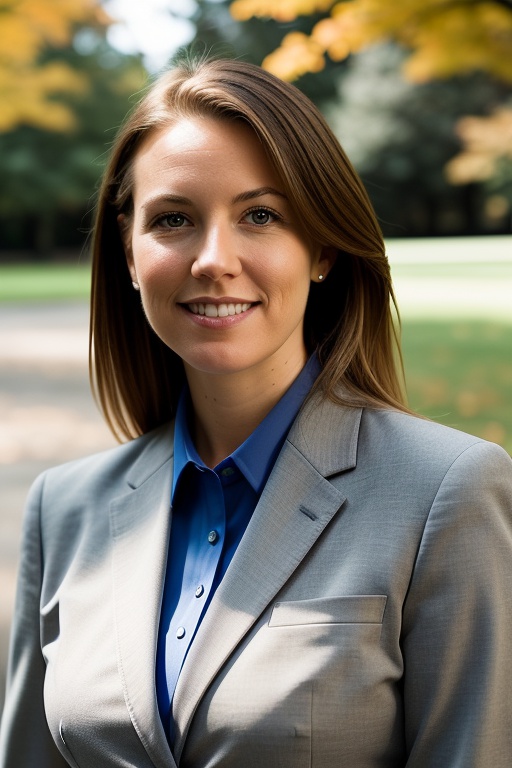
[
  {"xmin": 318, "ymin": 274, "xmax": 324, "ymax": 281},
  {"xmin": 132, "ymin": 281, "xmax": 140, "ymax": 291}
]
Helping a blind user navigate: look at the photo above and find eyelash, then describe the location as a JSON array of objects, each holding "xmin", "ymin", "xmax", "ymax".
[
  {"xmin": 243, "ymin": 206, "xmax": 282, "ymax": 225},
  {"xmin": 151, "ymin": 206, "xmax": 283, "ymax": 230},
  {"xmin": 153, "ymin": 212, "xmax": 190, "ymax": 229}
]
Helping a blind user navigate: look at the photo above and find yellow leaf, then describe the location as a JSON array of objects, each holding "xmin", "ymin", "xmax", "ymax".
[
  {"xmin": 312, "ymin": 18, "xmax": 349, "ymax": 60},
  {"xmin": 231, "ymin": 0, "xmax": 335, "ymax": 23},
  {"xmin": 445, "ymin": 109, "xmax": 512, "ymax": 184},
  {"xmin": 402, "ymin": 4, "xmax": 512, "ymax": 83},
  {"xmin": 0, "ymin": 0, "xmax": 107, "ymax": 131},
  {"xmin": 233, "ymin": 0, "xmax": 512, "ymax": 84},
  {"xmin": 263, "ymin": 31, "xmax": 325, "ymax": 79},
  {"xmin": 0, "ymin": 62, "xmax": 88, "ymax": 132}
]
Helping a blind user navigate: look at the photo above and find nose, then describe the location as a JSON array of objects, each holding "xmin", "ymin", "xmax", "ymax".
[{"xmin": 190, "ymin": 223, "xmax": 242, "ymax": 281}]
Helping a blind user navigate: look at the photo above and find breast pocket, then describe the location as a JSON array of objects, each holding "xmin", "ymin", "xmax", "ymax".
[{"xmin": 268, "ymin": 595, "xmax": 387, "ymax": 627}]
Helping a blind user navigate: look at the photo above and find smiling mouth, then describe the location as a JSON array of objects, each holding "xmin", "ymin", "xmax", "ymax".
[{"xmin": 186, "ymin": 302, "xmax": 254, "ymax": 317}]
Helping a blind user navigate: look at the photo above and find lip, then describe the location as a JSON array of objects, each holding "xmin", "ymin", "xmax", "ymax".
[
  {"xmin": 178, "ymin": 300, "xmax": 259, "ymax": 328},
  {"xmin": 180, "ymin": 297, "xmax": 256, "ymax": 305}
]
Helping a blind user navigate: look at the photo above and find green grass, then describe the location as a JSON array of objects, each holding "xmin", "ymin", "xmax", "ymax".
[
  {"xmin": 391, "ymin": 261, "xmax": 512, "ymax": 280},
  {"xmin": 402, "ymin": 320, "xmax": 512, "ymax": 455},
  {"xmin": 0, "ymin": 264, "xmax": 91, "ymax": 301}
]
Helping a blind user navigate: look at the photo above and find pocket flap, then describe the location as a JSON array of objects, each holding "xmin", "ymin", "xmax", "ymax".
[{"xmin": 269, "ymin": 595, "xmax": 387, "ymax": 627}]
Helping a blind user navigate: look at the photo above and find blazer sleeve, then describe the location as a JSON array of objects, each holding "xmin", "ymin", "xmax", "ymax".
[
  {"xmin": 402, "ymin": 440, "xmax": 512, "ymax": 766},
  {"xmin": 0, "ymin": 472, "xmax": 69, "ymax": 768}
]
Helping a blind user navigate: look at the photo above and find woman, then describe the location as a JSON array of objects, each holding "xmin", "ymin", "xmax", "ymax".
[{"xmin": 1, "ymin": 58, "xmax": 511, "ymax": 768}]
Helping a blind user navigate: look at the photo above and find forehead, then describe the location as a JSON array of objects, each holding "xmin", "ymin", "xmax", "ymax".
[{"xmin": 132, "ymin": 116, "xmax": 276, "ymax": 181}]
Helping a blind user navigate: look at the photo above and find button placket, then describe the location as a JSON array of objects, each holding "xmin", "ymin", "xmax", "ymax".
[{"xmin": 168, "ymin": 470, "xmax": 225, "ymax": 662}]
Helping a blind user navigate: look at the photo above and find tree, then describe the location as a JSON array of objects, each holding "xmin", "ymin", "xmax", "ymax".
[
  {"xmin": 325, "ymin": 44, "xmax": 510, "ymax": 236},
  {"xmin": 0, "ymin": 0, "xmax": 110, "ymax": 131},
  {"xmin": 229, "ymin": 0, "xmax": 512, "ymax": 228},
  {"xmin": 0, "ymin": 32, "xmax": 147, "ymax": 256},
  {"xmin": 230, "ymin": 0, "xmax": 512, "ymax": 85}
]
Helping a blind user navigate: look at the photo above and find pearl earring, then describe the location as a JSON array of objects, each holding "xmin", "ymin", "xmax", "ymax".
[
  {"xmin": 132, "ymin": 281, "xmax": 140, "ymax": 291},
  {"xmin": 318, "ymin": 274, "xmax": 324, "ymax": 281}
]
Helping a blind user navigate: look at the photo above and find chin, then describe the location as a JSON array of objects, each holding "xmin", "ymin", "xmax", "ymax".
[{"xmin": 180, "ymin": 346, "xmax": 266, "ymax": 378}]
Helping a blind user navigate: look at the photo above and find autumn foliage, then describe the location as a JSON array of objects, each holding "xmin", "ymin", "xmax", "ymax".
[
  {"xmin": 445, "ymin": 109, "xmax": 512, "ymax": 184},
  {"xmin": 0, "ymin": 0, "xmax": 110, "ymax": 131},
  {"xmin": 231, "ymin": 0, "xmax": 512, "ymax": 84},
  {"xmin": 231, "ymin": 0, "xmax": 512, "ymax": 189}
]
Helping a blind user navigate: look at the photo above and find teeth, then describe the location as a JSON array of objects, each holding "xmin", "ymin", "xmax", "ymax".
[{"xmin": 188, "ymin": 302, "xmax": 252, "ymax": 317}]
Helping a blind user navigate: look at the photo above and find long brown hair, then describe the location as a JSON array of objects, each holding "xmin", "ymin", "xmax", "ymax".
[{"xmin": 90, "ymin": 57, "xmax": 409, "ymax": 441}]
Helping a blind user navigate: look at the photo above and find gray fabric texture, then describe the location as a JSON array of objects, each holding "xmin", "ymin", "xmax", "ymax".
[{"xmin": 1, "ymin": 396, "xmax": 512, "ymax": 767}]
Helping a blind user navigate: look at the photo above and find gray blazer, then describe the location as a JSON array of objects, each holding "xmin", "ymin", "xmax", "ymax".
[{"xmin": 1, "ymin": 394, "xmax": 512, "ymax": 767}]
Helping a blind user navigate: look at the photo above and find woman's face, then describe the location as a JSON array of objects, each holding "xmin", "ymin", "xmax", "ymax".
[{"xmin": 121, "ymin": 116, "xmax": 332, "ymax": 382}]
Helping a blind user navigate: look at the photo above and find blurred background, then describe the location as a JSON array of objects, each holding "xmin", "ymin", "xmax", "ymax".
[{"xmin": 1, "ymin": 0, "xmax": 511, "ymax": 714}]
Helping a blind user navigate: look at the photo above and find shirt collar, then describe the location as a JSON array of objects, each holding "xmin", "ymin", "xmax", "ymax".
[{"xmin": 172, "ymin": 355, "xmax": 321, "ymax": 498}]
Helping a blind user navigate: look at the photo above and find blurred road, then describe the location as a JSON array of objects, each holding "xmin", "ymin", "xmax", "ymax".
[{"xmin": 0, "ymin": 302, "xmax": 115, "ymax": 715}]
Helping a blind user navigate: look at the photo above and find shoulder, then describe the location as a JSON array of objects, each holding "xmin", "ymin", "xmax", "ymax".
[
  {"xmin": 30, "ymin": 421, "xmax": 175, "ymax": 509},
  {"xmin": 358, "ymin": 407, "xmax": 512, "ymax": 497},
  {"xmin": 293, "ymin": 393, "xmax": 511, "ymax": 488},
  {"xmin": 21, "ymin": 422, "xmax": 174, "ymax": 566},
  {"xmin": 363, "ymin": 406, "xmax": 509, "ymax": 462},
  {"xmin": 361, "ymin": 407, "xmax": 482, "ymax": 454},
  {"xmin": 314, "ymin": 404, "xmax": 512, "ymax": 546}
]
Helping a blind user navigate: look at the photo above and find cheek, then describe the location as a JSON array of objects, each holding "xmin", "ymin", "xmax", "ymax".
[
  {"xmin": 263, "ymin": 247, "xmax": 314, "ymax": 302},
  {"xmin": 135, "ymin": 243, "xmax": 184, "ymax": 293}
]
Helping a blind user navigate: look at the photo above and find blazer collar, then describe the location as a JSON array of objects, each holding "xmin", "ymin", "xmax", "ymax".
[
  {"xmin": 287, "ymin": 389, "xmax": 362, "ymax": 476},
  {"xmin": 125, "ymin": 422, "xmax": 175, "ymax": 489},
  {"xmin": 122, "ymin": 388, "xmax": 361, "ymax": 487},
  {"xmin": 172, "ymin": 394, "xmax": 363, "ymax": 760}
]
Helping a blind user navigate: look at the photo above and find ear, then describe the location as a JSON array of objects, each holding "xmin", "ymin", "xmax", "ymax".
[
  {"xmin": 310, "ymin": 246, "xmax": 337, "ymax": 284},
  {"xmin": 117, "ymin": 213, "xmax": 137, "ymax": 283}
]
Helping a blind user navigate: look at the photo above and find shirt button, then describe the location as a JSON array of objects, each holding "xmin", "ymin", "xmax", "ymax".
[
  {"xmin": 195, "ymin": 584, "xmax": 204, "ymax": 598},
  {"xmin": 176, "ymin": 626, "xmax": 186, "ymax": 639},
  {"xmin": 221, "ymin": 467, "xmax": 235, "ymax": 477},
  {"xmin": 208, "ymin": 530, "xmax": 219, "ymax": 544}
]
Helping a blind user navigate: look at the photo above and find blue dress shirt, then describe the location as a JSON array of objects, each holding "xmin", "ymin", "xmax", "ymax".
[{"xmin": 155, "ymin": 355, "xmax": 320, "ymax": 745}]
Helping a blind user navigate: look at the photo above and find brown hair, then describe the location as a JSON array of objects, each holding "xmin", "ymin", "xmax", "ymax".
[{"xmin": 90, "ymin": 56, "xmax": 409, "ymax": 441}]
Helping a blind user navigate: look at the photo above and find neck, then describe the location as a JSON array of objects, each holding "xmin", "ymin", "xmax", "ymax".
[{"xmin": 184, "ymin": 351, "xmax": 307, "ymax": 468}]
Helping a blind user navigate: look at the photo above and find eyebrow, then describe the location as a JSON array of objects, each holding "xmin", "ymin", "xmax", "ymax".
[
  {"xmin": 141, "ymin": 187, "xmax": 287, "ymax": 212},
  {"xmin": 142, "ymin": 195, "xmax": 193, "ymax": 210},
  {"xmin": 232, "ymin": 187, "xmax": 287, "ymax": 204}
]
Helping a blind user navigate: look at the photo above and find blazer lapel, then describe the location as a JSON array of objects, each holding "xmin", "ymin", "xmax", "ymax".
[
  {"xmin": 173, "ymin": 396, "xmax": 362, "ymax": 760},
  {"xmin": 109, "ymin": 426, "xmax": 178, "ymax": 768}
]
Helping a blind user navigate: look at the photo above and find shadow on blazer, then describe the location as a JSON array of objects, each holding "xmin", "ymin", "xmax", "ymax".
[{"xmin": 1, "ymin": 391, "xmax": 512, "ymax": 767}]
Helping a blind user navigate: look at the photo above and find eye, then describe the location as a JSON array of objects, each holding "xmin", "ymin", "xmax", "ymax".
[
  {"xmin": 244, "ymin": 208, "xmax": 279, "ymax": 226},
  {"xmin": 155, "ymin": 212, "xmax": 190, "ymax": 228}
]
